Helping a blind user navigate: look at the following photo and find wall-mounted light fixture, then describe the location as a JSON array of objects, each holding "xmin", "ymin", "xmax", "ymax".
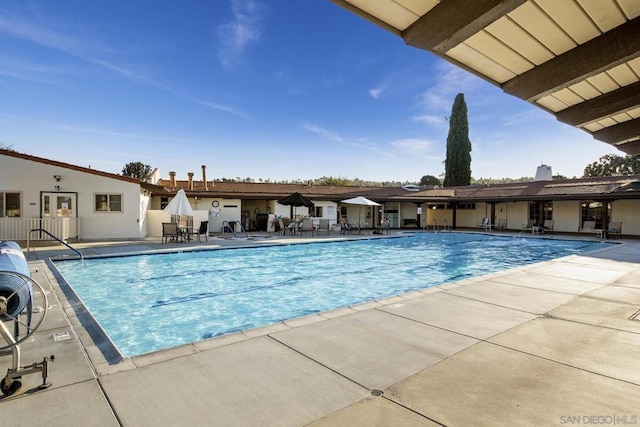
[{"xmin": 53, "ymin": 175, "xmax": 61, "ymax": 181}]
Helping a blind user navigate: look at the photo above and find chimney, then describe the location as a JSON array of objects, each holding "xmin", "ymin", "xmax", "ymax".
[
  {"xmin": 201, "ymin": 165, "xmax": 209, "ymax": 190},
  {"xmin": 188, "ymin": 172, "xmax": 194, "ymax": 190},
  {"xmin": 169, "ymin": 171, "xmax": 176, "ymax": 187},
  {"xmin": 534, "ymin": 164, "xmax": 552, "ymax": 181}
]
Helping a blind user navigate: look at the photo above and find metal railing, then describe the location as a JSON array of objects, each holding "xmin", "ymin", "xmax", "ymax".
[
  {"xmin": 222, "ymin": 221, "xmax": 248, "ymax": 238},
  {"xmin": 26, "ymin": 229, "xmax": 83, "ymax": 263}
]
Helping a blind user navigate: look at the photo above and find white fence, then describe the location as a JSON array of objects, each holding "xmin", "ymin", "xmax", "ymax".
[{"xmin": 0, "ymin": 218, "xmax": 76, "ymax": 241}]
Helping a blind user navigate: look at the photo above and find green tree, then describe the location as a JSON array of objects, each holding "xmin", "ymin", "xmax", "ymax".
[
  {"xmin": 583, "ymin": 154, "xmax": 640, "ymax": 177},
  {"xmin": 443, "ymin": 93, "xmax": 472, "ymax": 187},
  {"xmin": 419, "ymin": 175, "xmax": 441, "ymax": 186},
  {"xmin": 122, "ymin": 162, "xmax": 152, "ymax": 181}
]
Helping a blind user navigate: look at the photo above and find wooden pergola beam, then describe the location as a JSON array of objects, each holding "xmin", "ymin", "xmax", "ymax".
[
  {"xmin": 592, "ymin": 118, "xmax": 640, "ymax": 146},
  {"xmin": 502, "ymin": 16, "xmax": 640, "ymax": 101},
  {"xmin": 403, "ymin": 0, "xmax": 526, "ymax": 54},
  {"xmin": 556, "ymin": 81, "xmax": 640, "ymax": 127}
]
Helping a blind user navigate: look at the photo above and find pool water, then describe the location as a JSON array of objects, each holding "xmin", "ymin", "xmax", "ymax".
[{"xmin": 53, "ymin": 233, "xmax": 606, "ymax": 357}]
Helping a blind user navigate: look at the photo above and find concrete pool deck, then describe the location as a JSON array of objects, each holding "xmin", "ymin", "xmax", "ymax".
[{"xmin": 1, "ymin": 232, "xmax": 639, "ymax": 426}]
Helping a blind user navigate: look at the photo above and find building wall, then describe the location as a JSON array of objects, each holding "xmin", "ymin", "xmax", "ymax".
[
  {"xmin": 455, "ymin": 206, "xmax": 479, "ymax": 228},
  {"xmin": 612, "ymin": 200, "xmax": 639, "ymax": 236},
  {"xmin": 1, "ymin": 154, "xmax": 144, "ymax": 240},
  {"xmin": 553, "ymin": 201, "xmax": 579, "ymax": 232}
]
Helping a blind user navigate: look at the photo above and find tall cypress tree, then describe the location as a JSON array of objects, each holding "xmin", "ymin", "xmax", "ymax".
[{"xmin": 443, "ymin": 93, "xmax": 472, "ymax": 187}]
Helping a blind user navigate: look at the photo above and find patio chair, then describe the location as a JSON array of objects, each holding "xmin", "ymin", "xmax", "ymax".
[
  {"xmin": 496, "ymin": 218, "xmax": 507, "ymax": 231},
  {"xmin": 479, "ymin": 217, "xmax": 493, "ymax": 231},
  {"xmin": 607, "ymin": 221, "xmax": 622, "ymax": 239},
  {"xmin": 477, "ymin": 217, "xmax": 488, "ymax": 229},
  {"xmin": 299, "ymin": 218, "xmax": 315, "ymax": 236},
  {"xmin": 316, "ymin": 218, "xmax": 330, "ymax": 235},
  {"xmin": 162, "ymin": 222, "xmax": 182, "ymax": 243},
  {"xmin": 581, "ymin": 220, "xmax": 602, "ymax": 238},
  {"xmin": 192, "ymin": 221, "xmax": 208, "ymax": 243},
  {"xmin": 543, "ymin": 219, "xmax": 554, "ymax": 234},
  {"xmin": 340, "ymin": 219, "xmax": 352, "ymax": 235},
  {"xmin": 380, "ymin": 218, "xmax": 390, "ymax": 234},
  {"xmin": 280, "ymin": 218, "xmax": 296, "ymax": 235},
  {"xmin": 522, "ymin": 219, "xmax": 536, "ymax": 233}
]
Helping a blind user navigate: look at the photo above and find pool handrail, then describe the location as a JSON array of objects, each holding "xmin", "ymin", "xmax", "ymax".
[{"xmin": 26, "ymin": 228, "xmax": 84, "ymax": 264}]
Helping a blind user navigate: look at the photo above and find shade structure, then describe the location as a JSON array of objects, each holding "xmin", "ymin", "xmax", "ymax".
[
  {"xmin": 340, "ymin": 196, "xmax": 380, "ymax": 233},
  {"xmin": 277, "ymin": 192, "xmax": 314, "ymax": 218},
  {"xmin": 340, "ymin": 196, "xmax": 380, "ymax": 207},
  {"xmin": 163, "ymin": 189, "xmax": 194, "ymax": 216},
  {"xmin": 277, "ymin": 192, "xmax": 314, "ymax": 208}
]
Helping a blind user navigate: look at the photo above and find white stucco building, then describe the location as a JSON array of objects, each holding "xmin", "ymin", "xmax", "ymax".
[{"xmin": 1, "ymin": 149, "xmax": 151, "ymax": 240}]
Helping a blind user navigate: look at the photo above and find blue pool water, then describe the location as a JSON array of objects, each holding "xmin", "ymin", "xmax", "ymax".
[{"xmin": 53, "ymin": 233, "xmax": 606, "ymax": 357}]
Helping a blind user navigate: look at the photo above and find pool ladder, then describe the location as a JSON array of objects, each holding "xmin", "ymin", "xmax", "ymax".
[
  {"xmin": 428, "ymin": 219, "xmax": 450, "ymax": 233},
  {"xmin": 222, "ymin": 221, "xmax": 248, "ymax": 238}
]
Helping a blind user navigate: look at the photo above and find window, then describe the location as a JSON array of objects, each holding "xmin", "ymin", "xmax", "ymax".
[
  {"xmin": 0, "ymin": 192, "xmax": 21, "ymax": 217},
  {"xmin": 580, "ymin": 201, "xmax": 610, "ymax": 229},
  {"xmin": 529, "ymin": 201, "xmax": 553, "ymax": 224},
  {"xmin": 457, "ymin": 203, "xmax": 476, "ymax": 210},
  {"xmin": 430, "ymin": 203, "xmax": 452, "ymax": 210},
  {"xmin": 95, "ymin": 194, "xmax": 122, "ymax": 212},
  {"xmin": 314, "ymin": 206, "xmax": 323, "ymax": 217}
]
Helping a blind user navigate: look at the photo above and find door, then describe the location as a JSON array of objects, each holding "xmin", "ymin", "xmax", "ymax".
[{"xmin": 41, "ymin": 192, "xmax": 78, "ymax": 239}]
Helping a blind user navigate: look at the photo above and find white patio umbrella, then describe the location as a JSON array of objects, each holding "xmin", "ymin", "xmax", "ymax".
[
  {"xmin": 340, "ymin": 196, "xmax": 380, "ymax": 233},
  {"xmin": 163, "ymin": 189, "xmax": 194, "ymax": 226}
]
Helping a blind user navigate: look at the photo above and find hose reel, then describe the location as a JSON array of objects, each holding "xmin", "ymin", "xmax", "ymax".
[{"xmin": 0, "ymin": 241, "xmax": 52, "ymax": 396}]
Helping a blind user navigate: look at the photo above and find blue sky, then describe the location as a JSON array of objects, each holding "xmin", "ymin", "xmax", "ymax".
[{"xmin": 0, "ymin": 0, "xmax": 615, "ymax": 183}]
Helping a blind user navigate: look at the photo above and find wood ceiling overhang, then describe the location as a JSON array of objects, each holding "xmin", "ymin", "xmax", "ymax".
[{"xmin": 331, "ymin": 0, "xmax": 640, "ymax": 155}]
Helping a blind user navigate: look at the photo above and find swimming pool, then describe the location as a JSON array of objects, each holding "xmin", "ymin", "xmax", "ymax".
[{"xmin": 53, "ymin": 233, "xmax": 606, "ymax": 357}]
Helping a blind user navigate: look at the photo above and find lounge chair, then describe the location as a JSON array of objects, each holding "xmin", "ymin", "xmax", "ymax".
[
  {"xmin": 496, "ymin": 218, "xmax": 507, "ymax": 231},
  {"xmin": 607, "ymin": 221, "xmax": 622, "ymax": 239},
  {"xmin": 477, "ymin": 217, "xmax": 488, "ymax": 228},
  {"xmin": 581, "ymin": 220, "xmax": 602, "ymax": 238},
  {"xmin": 543, "ymin": 219, "xmax": 554, "ymax": 234},
  {"xmin": 192, "ymin": 221, "xmax": 208, "ymax": 242},
  {"xmin": 162, "ymin": 222, "xmax": 182, "ymax": 243}
]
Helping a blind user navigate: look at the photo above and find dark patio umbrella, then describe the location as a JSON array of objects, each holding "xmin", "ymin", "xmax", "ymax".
[
  {"xmin": 277, "ymin": 192, "xmax": 314, "ymax": 207},
  {"xmin": 277, "ymin": 192, "xmax": 314, "ymax": 217}
]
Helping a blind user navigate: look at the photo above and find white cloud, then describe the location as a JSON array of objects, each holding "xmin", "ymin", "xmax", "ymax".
[
  {"xmin": 413, "ymin": 114, "xmax": 445, "ymax": 126},
  {"xmin": 0, "ymin": 13, "xmax": 94, "ymax": 56},
  {"xmin": 391, "ymin": 138, "xmax": 435, "ymax": 154},
  {"xmin": 218, "ymin": 0, "xmax": 267, "ymax": 68},
  {"xmin": 501, "ymin": 109, "xmax": 552, "ymax": 127},
  {"xmin": 301, "ymin": 122, "xmax": 345, "ymax": 143},
  {"xmin": 193, "ymin": 99, "xmax": 251, "ymax": 120},
  {"xmin": 369, "ymin": 86, "xmax": 384, "ymax": 99},
  {"xmin": 301, "ymin": 122, "xmax": 395, "ymax": 156}
]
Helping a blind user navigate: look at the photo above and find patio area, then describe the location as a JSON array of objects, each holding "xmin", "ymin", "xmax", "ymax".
[{"xmin": 1, "ymin": 232, "xmax": 639, "ymax": 426}]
